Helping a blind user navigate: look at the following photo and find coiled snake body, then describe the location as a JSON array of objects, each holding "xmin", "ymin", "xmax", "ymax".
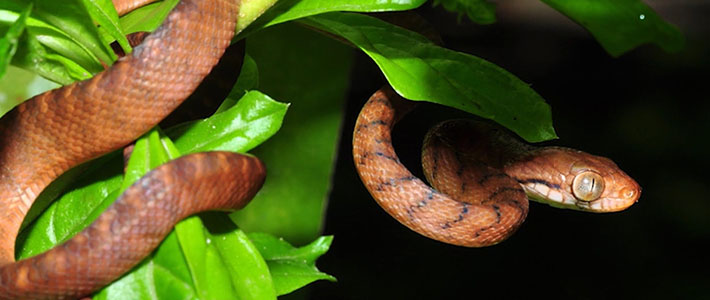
[{"xmin": 353, "ymin": 87, "xmax": 641, "ymax": 247}]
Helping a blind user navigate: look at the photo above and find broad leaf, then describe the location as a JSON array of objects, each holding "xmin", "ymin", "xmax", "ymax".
[
  {"xmin": 229, "ymin": 23, "xmax": 353, "ymax": 243},
  {"xmin": 200, "ymin": 213, "xmax": 278, "ymax": 300},
  {"xmin": 303, "ymin": 12, "xmax": 556, "ymax": 142},
  {"xmin": 237, "ymin": 0, "xmax": 427, "ymax": 39},
  {"xmin": 94, "ymin": 232, "xmax": 197, "ymax": 299},
  {"xmin": 16, "ymin": 152, "xmax": 124, "ymax": 259},
  {"xmin": 541, "ymin": 0, "xmax": 684, "ymax": 56},
  {"xmin": 248, "ymin": 233, "xmax": 335, "ymax": 296},
  {"xmin": 113, "ymin": 0, "xmax": 178, "ymax": 36},
  {"xmin": 168, "ymin": 90, "xmax": 288, "ymax": 154},
  {"xmin": 80, "ymin": 0, "xmax": 130, "ymax": 54}
]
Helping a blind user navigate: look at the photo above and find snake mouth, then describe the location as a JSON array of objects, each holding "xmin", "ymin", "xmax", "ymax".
[{"xmin": 573, "ymin": 199, "xmax": 597, "ymax": 211}]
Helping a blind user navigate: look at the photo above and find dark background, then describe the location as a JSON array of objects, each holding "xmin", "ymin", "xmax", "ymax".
[{"xmin": 299, "ymin": 1, "xmax": 709, "ymax": 299}]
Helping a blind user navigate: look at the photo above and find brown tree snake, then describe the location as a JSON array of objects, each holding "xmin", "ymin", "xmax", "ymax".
[{"xmin": 0, "ymin": 0, "xmax": 641, "ymax": 298}]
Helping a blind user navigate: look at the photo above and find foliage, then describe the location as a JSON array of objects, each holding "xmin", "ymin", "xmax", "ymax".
[
  {"xmin": 432, "ymin": 0, "xmax": 496, "ymax": 24},
  {"xmin": 0, "ymin": 0, "xmax": 683, "ymax": 298}
]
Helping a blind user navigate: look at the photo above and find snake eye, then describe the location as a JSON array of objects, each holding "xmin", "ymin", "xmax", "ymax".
[{"xmin": 572, "ymin": 171, "xmax": 604, "ymax": 201}]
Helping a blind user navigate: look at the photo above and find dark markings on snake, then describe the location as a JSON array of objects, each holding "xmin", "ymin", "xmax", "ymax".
[
  {"xmin": 417, "ymin": 191, "xmax": 435, "ymax": 208},
  {"xmin": 374, "ymin": 137, "xmax": 391, "ymax": 144},
  {"xmin": 405, "ymin": 205, "xmax": 414, "ymax": 220},
  {"xmin": 370, "ymin": 95, "xmax": 394, "ymax": 107},
  {"xmin": 516, "ymin": 178, "xmax": 561, "ymax": 190},
  {"xmin": 357, "ymin": 152, "xmax": 369, "ymax": 165},
  {"xmin": 458, "ymin": 204, "xmax": 469, "ymax": 222},
  {"xmin": 442, "ymin": 203, "xmax": 471, "ymax": 229},
  {"xmin": 454, "ymin": 151, "xmax": 465, "ymax": 177},
  {"xmin": 398, "ymin": 175, "xmax": 418, "ymax": 182},
  {"xmin": 374, "ymin": 151, "xmax": 398, "ymax": 162},
  {"xmin": 502, "ymin": 198, "xmax": 526, "ymax": 213},
  {"xmin": 489, "ymin": 187, "xmax": 523, "ymax": 200},
  {"xmin": 355, "ymin": 119, "xmax": 387, "ymax": 133},
  {"xmin": 473, "ymin": 225, "xmax": 493, "ymax": 238},
  {"xmin": 375, "ymin": 175, "xmax": 418, "ymax": 191},
  {"xmin": 477, "ymin": 173, "xmax": 508, "ymax": 185},
  {"xmin": 370, "ymin": 119, "xmax": 387, "ymax": 126},
  {"xmin": 492, "ymin": 204, "xmax": 501, "ymax": 223},
  {"xmin": 407, "ymin": 189, "xmax": 440, "ymax": 221}
]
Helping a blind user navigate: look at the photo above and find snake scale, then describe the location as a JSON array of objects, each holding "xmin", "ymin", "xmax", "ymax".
[{"xmin": 0, "ymin": 0, "xmax": 641, "ymax": 298}]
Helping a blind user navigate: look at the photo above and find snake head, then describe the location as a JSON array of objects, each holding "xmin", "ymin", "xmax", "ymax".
[{"xmin": 506, "ymin": 147, "xmax": 641, "ymax": 212}]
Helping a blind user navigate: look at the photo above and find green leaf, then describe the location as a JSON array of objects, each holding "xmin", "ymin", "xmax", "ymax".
[
  {"xmin": 16, "ymin": 87, "xmax": 290, "ymax": 297},
  {"xmin": 176, "ymin": 217, "xmax": 239, "ymax": 299},
  {"xmin": 1, "ymin": 0, "xmax": 110, "ymax": 70},
  {"xmin": 111, "ymin": 0, "xmax": 273, "ymax": 38},
  {"xmin": 94, "ymin": 232, "xmax": 198, "ymax": 300},
  {"xmin": 541, "ymin": 0, "xmax": 684, "ymax": 57},
  {"xmin": 0, "ymin": 3, "xmax": 30, "ymax": 78},
  {"xmin": 16, "ymin": 152, "xmax": 124, "ymax": 260},
  {"xmin": 200, "ymin": 213, "xmax": 278, "ymax": 300},
  {"xmin": 236, "ymin": 0, "xmax": 279, "ymax": 35},
  {"xmin": 303, "ymin": 12, "xmax": 556, "ymax": 142},
  {"xmin": 90, "ymin": 119, "xmax": 283, "ymax": 299},
  {"xmin": 121, "ymin": 128, "xmax": 178, "ymax": 191},
  {"xmin": 29, "ymin": 0, "xmax": 113, "ymax": 65},
  {"xmin": 237, "ymin": 0, "xmax": 426, "ymax": 39},
  {"xmin": 115, "ymin": 0, "xmax": 179, "ymax": 35},
  {"xmin": 0, "ymin": 65, "xmax": 59, "ymax": 117},
  {"xmin": 433, "ymin": 0, "xmax": 496, "ymax": 25},
  {"xmin": 168, "ymin": 90, "xmax": 289, "ymax": 154},
  {"xmin": 0, "ymin": 8, "xmax": 93, "ymax": 84},
  {"xmin": 229, "ymin": 23, "xmax": 353, "ymax": 243},
  {"xmin": 248, "ymin": 233, "xmax": 335, "ymax": 296},
  {"xmin": 80, "ymin": 0, "xmax": 130, "ymax": 55},
  {"xmin": 216, "ymin": 53, "xmax": 260, "ymax": 111}
]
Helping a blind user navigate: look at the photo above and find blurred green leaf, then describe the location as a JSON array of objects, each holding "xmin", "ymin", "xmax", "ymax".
[
  {"xmin": 541, "ymin": 0, "xmax": 684, "ymax": 56},
  {"xmin": 303, "ymin": 12, "xmax": 556, "ymax": 142},
  {"xmin": 248, "ymin": 233, "xmax": 335, "ymax": 296},
  {"xmin": 0, "ymin": 65, "xmax": 59, "ymax": 116},
  {"xmin": 0, "ymin": 3, "xmax": 29, "ymax": 78},
  {"xmin": 432, "ymin": 0, "xmax": 496, "ymax": 24},
  {"xmin": 229, "ymin": 23, "xmax": 353, "ymax": 243}
]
